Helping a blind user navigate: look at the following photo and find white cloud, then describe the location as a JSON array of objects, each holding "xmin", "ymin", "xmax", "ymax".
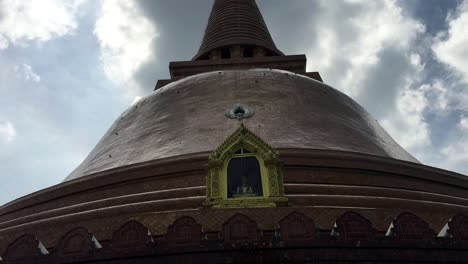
[
  {"xmin": 419, "ymin": 80, "xmax": 449, "ymax": 112},
  {"xmin": 14, "ymin": 63, "xmax": 41, "ymax": 83},
  {"xmin": 0, "ymin": 0, "xmax": 85, "ymax": 49},
  {"xmin": 439, "ymin": 115, "xmax": 468, "ymax": 174},
  {"xmin": 304, "ymin": 0, "xmax": 430, "ymax": 155},
  {"xmin": 0, "ymin": 121, "xmax": 16, "ymax": 143},
  {"xmin": 381, "ymin": 86, "xmax": 430, "ymax": 155},
  {"xmin": 94, "ymin": 0, "xmax": 158, "ymax": 98},
  {"xmin": 0, "ymin": 34, "xmax": 8, "ymax": 49},
  {"xmin": 307, "ymin": 0, "xmax": 425, "ymax": 97},
  {"xmin": 432, "ymin": 1, "xmax": 468, "ymax": 82},
  {"xmin": 460, "ymin": 115, "xmax": 468, "ymax": 132}
]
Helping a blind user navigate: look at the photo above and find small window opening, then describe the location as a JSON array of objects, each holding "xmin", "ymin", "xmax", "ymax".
[
  {"xmin": 243, "ymin": 47, "xmax": 254, "ymax": 58},
  {"xmin": 227, "ymin": 156, "xmax": 263, "ymax": 198},
  {"xmin": 221, "ymin": 48, "xmax": 231, "ymax": 59}
]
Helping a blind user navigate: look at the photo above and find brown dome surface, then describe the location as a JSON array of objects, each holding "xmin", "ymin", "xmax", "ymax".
[{"xmin": 66, "ymin": 69, "xmax": 418, "ymax": 181}]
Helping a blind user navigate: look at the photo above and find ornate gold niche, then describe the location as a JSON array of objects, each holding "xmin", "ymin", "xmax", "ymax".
[{"xmin": 205, "ymin": 124, "xmax": 288, "ymax": 208}]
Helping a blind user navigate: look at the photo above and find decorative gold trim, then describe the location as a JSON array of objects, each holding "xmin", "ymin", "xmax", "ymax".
[{"xmin": 205, "ymin": 124, "xmax": 288, "ymax": 208}]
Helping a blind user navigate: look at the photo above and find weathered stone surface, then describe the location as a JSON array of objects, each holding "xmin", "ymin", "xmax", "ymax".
[{"xmin": 66, "ymin": 69, "xmax": 419, "ymax": 181}]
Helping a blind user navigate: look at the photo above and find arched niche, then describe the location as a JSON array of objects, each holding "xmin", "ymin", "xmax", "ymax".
[
  {"xmin": 166, "ymin": 216, "xmax": 203, "ymax": 246},
  {"xmin": 333, "ymin": 211, "xmax": 375, "ymax": 241},
  {"xmin": 387, "ymin": 212, "xmax": 433, "ymax": 241},
  {"xmin": 56, "ymin": 227, "xmax": 101, "ymax": 258},
  {"xmin": 112, "ymin": 220, "xmax": 152, "ymax": 251},
  {"xmin": 223, "ymin": 214, "xmax": 258, "ymax": 244},
  {"xmin": 279, "ymin": 212, "xmax": 316, "ymax": 241},
  {"xmin": 206, "ymin": 124, "xmax": 287, "ymax": 208},
  {"xmin": 4, "ymin": 234, "xmax": 47, "ymax": 261}
]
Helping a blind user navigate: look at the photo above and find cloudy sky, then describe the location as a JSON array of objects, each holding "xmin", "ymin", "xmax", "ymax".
[{"xmin": 0, "ymin": 0, "xmax": 467, "ymax": 205}]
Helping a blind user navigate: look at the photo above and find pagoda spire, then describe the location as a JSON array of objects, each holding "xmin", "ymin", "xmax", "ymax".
[{"xmin": 193, "ymin": 0, "xmax": 284, "ymax": 60}]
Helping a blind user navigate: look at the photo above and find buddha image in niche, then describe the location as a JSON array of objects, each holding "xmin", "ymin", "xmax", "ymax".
[{"xmin": 227, "ymin": 155, "xmax": 263, "ymax": 198}]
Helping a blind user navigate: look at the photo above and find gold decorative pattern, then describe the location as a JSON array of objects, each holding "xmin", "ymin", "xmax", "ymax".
[{"xmin": 205, "ymin": 124, "xmax": 288, "ymax": 208}]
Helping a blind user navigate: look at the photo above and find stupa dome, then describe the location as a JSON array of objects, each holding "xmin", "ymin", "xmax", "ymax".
[{"xmin": 66, "ymin": 69, "xmax": 418, "ymax": 181}]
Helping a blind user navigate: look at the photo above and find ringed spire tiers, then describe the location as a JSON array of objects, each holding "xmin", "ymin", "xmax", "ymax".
[
  {"xmin": 193, "ymin": 0, "xmax": 284, "ymax": 61},
  {"xmin": 155, "ymin": 0, "xmax": 322, "ymax": 89}
]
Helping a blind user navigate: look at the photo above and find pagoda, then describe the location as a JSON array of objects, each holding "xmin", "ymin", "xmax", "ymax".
[{"xmin": 1, "ymin": 0, "xmax": 468, "ymax": 263}]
